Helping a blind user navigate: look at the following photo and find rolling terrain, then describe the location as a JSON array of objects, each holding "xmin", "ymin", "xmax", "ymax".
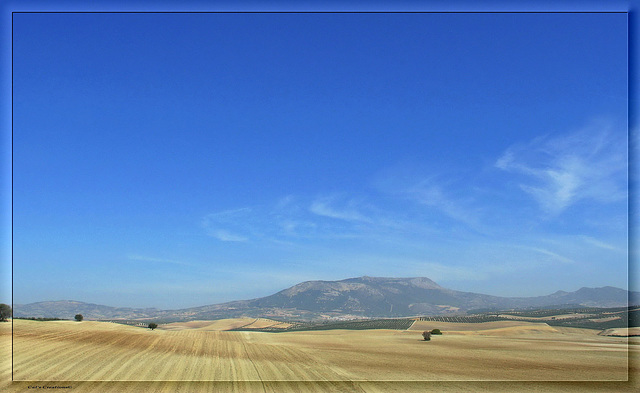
[
  {"xmin": 3, "ymin": 317, "xmax": 639, "ymax": 392},
  {"xmin": 9, "ymin": 319, "xmax": 635, "ymax": 381},
  {"xmin": 9, "ymin": 276, "xmax": 638, "ymax": 392}
]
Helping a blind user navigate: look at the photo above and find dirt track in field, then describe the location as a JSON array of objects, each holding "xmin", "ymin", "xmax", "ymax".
[{"xmin": 3, "ymin": 319, "xmax": 639, "ymax": 392}]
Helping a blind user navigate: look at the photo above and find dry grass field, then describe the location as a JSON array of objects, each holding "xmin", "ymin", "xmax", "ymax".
[
  {"xmin": 601, "ymin": 327, "xmax": 640, "ymax": 337},
  {"xmin": 409, "ymin": 320, "xmax": 562, "ymax": 334},
  {"xmin": 160, "ymin": 318, "xmax": 291, "ymax": 331},
  {"xmin": 2, "ymin": 319, "xmax": 639, "ymax": 392}
]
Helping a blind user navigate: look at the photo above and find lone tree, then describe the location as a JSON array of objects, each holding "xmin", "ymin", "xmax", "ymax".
[
  {"xmin": 0, "ymin": 304, "xmax": 11, "ymax": 322},
  {"xmin": 431, "ymin": 329, "xmax": 442, "ymax": 335},
  {"xmin": 422, "ymin": 331, "xmax": 431, "ymax": 341},
  {"xmin": 148, "ymin": 323, "xmax": 158, "ymax": 330},
  {"xmin": 75, "ymin": 314, "xmax": 83, "ymax": 322}
]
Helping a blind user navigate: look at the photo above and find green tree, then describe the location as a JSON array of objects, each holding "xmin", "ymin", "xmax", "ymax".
[
  {"xmin": 75, "ymin": 314, "xmax": 83, "ymax": 322},
  {"xmin": 148, "ymin": 323, "xmax": 158, "ymax": 330},
  {"xmin": 431, "ymin": 329, "xmax": 442, "ymax": 335},
  {"xmin": 0, "ymin": 304, "xmax": 11, "ymax": 322}
]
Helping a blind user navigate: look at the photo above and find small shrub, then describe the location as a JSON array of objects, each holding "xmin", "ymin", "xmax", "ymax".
[
  {"xmin": 431, "ymin": 329, "xmax": 442, "ymax": 335},
  {"xmin": 75, "ymin": 314, "xmax": 83, "ymax": 322},
  {"xmin": 422, "ymin": 331, "xmax": 431, "ymax": 341},
  {"xmin": 148, "ymin": 323, "xmax": 158, "ymax": 330}
]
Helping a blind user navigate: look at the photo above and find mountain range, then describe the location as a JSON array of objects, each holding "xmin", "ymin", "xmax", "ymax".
[{"xmin": 13, "ymin": 276, "xmax": 640, "ymax": 321}]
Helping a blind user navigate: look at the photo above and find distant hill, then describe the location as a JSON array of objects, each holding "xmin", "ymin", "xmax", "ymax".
[
  {"xmin": 13, "ymin": 276, "xmax": 640, "ymax": 321},
  {"xmin": 517, "ymin": 286, "xmax": 637, "ymax": 309},
  {"xmin": 12, "ymin": 300, "xmax": 160, "ymax": 320}
]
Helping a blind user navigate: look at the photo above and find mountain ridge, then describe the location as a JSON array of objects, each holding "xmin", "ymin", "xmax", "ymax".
[{"xmin": 13, "ymin": 276, "xmax": 640, "ymax": 321}]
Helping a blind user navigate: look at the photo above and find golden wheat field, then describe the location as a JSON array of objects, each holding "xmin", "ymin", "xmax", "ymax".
[
  {"xmin": 2, "ymin": 319, "xmax": 639, "ymax": 392},
  {"xmin": 160, "ymin": 318, "xmax": 292, "ymax": 331}
]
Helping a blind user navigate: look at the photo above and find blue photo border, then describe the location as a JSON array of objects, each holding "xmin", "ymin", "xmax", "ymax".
[{"xmin": 2, "ymin": 1, "xmax": 636, "ymax": 391}]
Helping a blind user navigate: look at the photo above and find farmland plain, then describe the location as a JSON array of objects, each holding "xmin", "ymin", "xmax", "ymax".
[
  {"xmin": 2, "ymin": 319, "xmax": 639, "ymax": 392},
  {"xmin": 160, "ymin": 318, "xmax": 292, "ymax": 331}
]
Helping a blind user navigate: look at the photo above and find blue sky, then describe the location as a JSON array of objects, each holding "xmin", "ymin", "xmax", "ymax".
[{"xmin": 9, "ymin": 11, "xmax": 629, "ymax": 308}]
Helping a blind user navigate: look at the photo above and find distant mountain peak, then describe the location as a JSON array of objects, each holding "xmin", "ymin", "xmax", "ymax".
[
  {"xmin": 342, "ymin": 276, "xmax": 442, "ymax": 288},
  {"xmin": 14, "ymin": 277, "xmax": 638, "ymax": 321}
]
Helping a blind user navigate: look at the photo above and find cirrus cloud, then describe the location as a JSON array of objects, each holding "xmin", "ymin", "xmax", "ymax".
[{"xmin": 495, "ymin": 119, "xmax": 626, "ymax": 215}]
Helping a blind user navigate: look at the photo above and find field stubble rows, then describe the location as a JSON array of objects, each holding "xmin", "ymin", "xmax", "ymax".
[{"xmin": 3, "ymin": 319, "xmax": 640, "ymax": 392}]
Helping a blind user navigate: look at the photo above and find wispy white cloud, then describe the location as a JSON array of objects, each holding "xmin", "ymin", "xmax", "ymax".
[
  {"xmin": 200, "ymin": 195, "xmax": 434, "ymax": 245},
  {"xmin": 202, "ymin": 203, "xmax": 337, "ymax": 243},
  {"xmin": 371, "ymin": 163, "xmax": 487, "ymax": 233},
  {"xmin": 580, "ymin": 236, "xmax": 622, "ymax": 252},
  {"xmin": 201, "ymin": 208, "xmax": 253, "ymax": 242},
  {"xmin": 305, "ymin": 194, "xmax": 453, "ymax": 243},
  {"xmin": 275, "ymin": 195, "xmax": 297, "ymax": 210},
  {"xmin": 210, "ymin": 230, "xmax": 247, "ymax": 242},
  {"xmin": 496, "ymin": 119, "xmax": 627, "ymax": 215},
  {"xmin": 277, "ymin": 219, "xmax": 318, "ymax": 237},
  {"xmin": 406, "ymin": 260, "xmax": 490, "ymax": 282},
  {"xmin": 309, "ymin": 196, "xmax": 372, "ymax": 223},
  {"xmin": 523, "ymin": 246, "xmax": 575, "ymax": 264},
  {"xmin": 405, "ymin": 180, "xmax": 484, "ymax": 231}
]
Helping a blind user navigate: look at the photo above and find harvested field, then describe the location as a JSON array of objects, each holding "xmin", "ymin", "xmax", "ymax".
[
  {"xmin": 160, "ymin": 318, "xmax": 292, "ymax": 331},
  {"xmin": 3, "ymin": 319, "xmax": 639, "ymax": 393},
  {"xmin": 409, "ymin": 319, "xmax": 558, "ymax": 332},
  {"xmin": 601, "ymin": 327, "xmax": 640, "ymax": 337}
]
